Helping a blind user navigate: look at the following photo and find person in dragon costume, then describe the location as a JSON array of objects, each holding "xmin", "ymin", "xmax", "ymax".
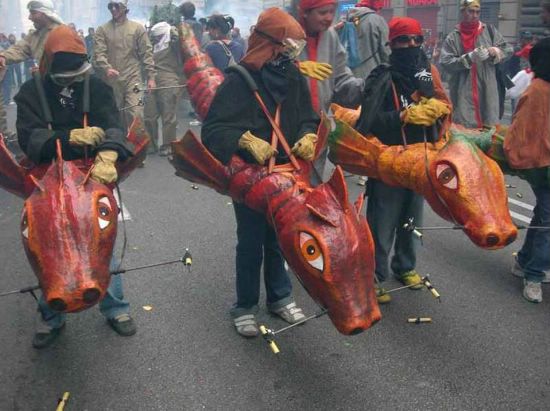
[
  {"xmin": 504, "ymin": 37, "xmax": 550, "ymax": 303},
  {"xmin": 201, "ymin": 8, "xmax": 320, "ymax": 338},
  {"xmin": 354, "ymin": 17, "xmax": 451, "ymax": 303},
  {"xmin": 14, "ymin": 25, "xmax": 137, "ymax": 348}
]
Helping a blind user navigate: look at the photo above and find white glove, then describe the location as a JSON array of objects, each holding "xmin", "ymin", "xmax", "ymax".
[{"xmin": 469, "ymin": 47, "xmax": 490, "ymax": 63}]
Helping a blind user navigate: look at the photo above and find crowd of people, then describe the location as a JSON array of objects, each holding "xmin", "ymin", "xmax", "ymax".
[{"xmin": 0, "ymin": 0, "xmax": 549, "ymax": 348}]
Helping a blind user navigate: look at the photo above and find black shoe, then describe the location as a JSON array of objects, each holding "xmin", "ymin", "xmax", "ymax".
[
  {"xmin": 32, "ymin": 323, "xmax": 65, "ymax": 349},
  {"xmin": 107, "ymin": 314, "xmax": 137, "ymax": 336}
]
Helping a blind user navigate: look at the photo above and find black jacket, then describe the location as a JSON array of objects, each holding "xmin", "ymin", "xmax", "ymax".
[
  {"xmin": 15, "ymin": 74, "xmax": 133, "ymax": 164},
  {"xmin": 201, "ymin": 62, "xmax": 319, "ymax": 165},
  {"xmin": 356, "ymin": 64, "xmax": 436, "ymax": 146}
]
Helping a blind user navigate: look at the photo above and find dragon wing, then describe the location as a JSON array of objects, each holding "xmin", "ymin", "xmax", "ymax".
[
  {"xmin": 170, "ymin": 129, "xmax": 230, "ymax": 194},
  {"xmin": 0, "ymin": 136, "xmax": 29, "ymax": 199}
]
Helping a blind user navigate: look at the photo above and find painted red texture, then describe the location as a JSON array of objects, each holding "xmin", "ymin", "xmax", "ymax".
[
  {"xmin": 171, "ymin": 115, "xmax": 381, "ymax": 335},
  {"xmin": 0, "ymin": 118, "xmax": 149, "ymax": 312}
]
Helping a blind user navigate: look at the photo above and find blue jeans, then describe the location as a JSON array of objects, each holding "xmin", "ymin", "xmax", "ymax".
[
  {"xmin": 230, "ymin": 203, "xmax": 293, "ymax": 318},
  {"xmin": 366, "ymin": 179, "xmax": 424, "ymax": 282},
  {"xmin": 38, "ymin": 258, "xmax": 130, "ymax": 329},
  {"xmin": 517, "ymin": 186, "xmax": 550, "ymax": 282}
]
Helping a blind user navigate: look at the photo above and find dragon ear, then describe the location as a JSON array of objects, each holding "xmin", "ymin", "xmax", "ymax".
[{"xmin": 327, "ymin": 166, "xmax": 349, "ymax": 211}]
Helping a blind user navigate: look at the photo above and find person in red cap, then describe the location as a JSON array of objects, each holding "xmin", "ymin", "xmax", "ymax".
[
  {"xmin": 293, "ymin": 0, "xmax": 364, "ymax": 183},
  {"xmin": 354, "ymin": 16, "xmax": 451, "ymax": 304},
  {"xmin": 439, "ymin": 0, "xmax": 512, "ymax": 128}
]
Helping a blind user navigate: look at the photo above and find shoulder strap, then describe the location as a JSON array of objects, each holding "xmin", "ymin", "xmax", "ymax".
[
  {"xmin": 32, "ymin": 71, "xmax": 53, "ymax": 130},
  {"xmin": 215, "ymin": 40, "xmax": 236, "ymax": 66},
  {"xmin": 225, "ymin": 64, "xmax": 258, "ymax": 92}
]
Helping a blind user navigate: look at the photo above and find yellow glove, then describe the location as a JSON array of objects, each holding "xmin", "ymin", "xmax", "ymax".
[
  {"xmin": 420, "ymin": 97, "xmax": 451, "ymax": 119},
  {"xmin": 238, "ymin": 131, "xmax": 277, "ymax": 165},
  {"xmin": 91, "ymin": 150, "xmax": 118, "ymax": 184},
  {"xmin": 402, "ymin": 103, "xmax": 438, "ymax": 127},
  {"xmin": 299, "ymin": 61, "xmax": 333, "ymax": 81},
  {"xmin": 291, "ymin": 133, "xmax": 318, "ymax": 161},
  {"xmin": 69, "ymin": 126, "xmax": 105, "ymax": 146}
]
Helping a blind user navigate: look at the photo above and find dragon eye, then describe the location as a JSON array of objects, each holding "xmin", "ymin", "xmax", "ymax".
[
  {"xmin": 299, "ymin": 232, "xmax": 324, "ymax": 271},
  {"xmin": 436, "ymin": 164, "xmax": 457, "ymax": 189},
  {"xmin": 98, "ymin": 197, "xmax": 113, "ymax": 230},
  {"xmin": 21, "ymin": 211, "xmax": 28, "ymax": 239}
]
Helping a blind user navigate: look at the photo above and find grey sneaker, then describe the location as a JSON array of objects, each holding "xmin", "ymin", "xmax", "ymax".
[
  {"xmin": 523, "ymin": 280, "xmax": 542, "ymax": 303},
  {"xmin": 233, "ymin": 314, "xmax": 259, "ymax": 338},
  {"xmin": 511, "ymin": 260, "xmax": 550, "ymax": 283},
  {"xmin": 269, "ymin": 302, "xmax": 306, "ymax": 324},
  {"xmin": 107, "ymin": 313, "xmax": 137, "ymax": 336}
]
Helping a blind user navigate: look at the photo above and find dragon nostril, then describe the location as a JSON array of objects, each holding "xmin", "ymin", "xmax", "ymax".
[
  {"xmin": 83, "ymin": 288, "xmax": 101, "ymax": 304},
  {"xmin": 349, "ymin": 327, "xmax": 365, "ymax": 336},
  {"xmin": 48, "ymin": 298, "xmax": 67, "ymax": 312},
  {"xmin": 486, "ymin": 234, "xmax": 499, "ymax": 247}
]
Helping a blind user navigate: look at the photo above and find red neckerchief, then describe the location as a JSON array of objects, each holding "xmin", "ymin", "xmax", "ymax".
[
  {"xmin": 306, "ymin": 35, "xmax": 320, "ymax": 113},
  {"xmin": 459, "ymin": 21, "xmax": 481, "ymax": 53},
  {"xmin": 459, "ymin": 21, "xmax": 483, "ymax": 127}
]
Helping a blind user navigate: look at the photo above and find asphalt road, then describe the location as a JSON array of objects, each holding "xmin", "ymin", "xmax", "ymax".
[{"xmin": 0, "ymin": 107, "xmax": 549, "ymax": 410}]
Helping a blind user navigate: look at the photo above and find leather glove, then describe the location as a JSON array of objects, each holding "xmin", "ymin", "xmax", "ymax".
[
  {"xmin": 291, "ymin": 133, "xmax": 318, "ymax": 161},
  {"xmin": 420, "ymin": 97, "xmax": 451, "ymax": 119},
  {"xmin": 91, "ymin": 150, "xmax": 118, "ymax": 184},
  {"xmin": 299, "ymin": 61, "xmax": 333, "ymax": 81},
  {"xmin": 69, "ymin": 126, "xmax": 105, "ymax": 146},
  {"xmin": 238, "ymin": 131, "xmax": 277, "ymax": 165},
  {"xmin": 402, "ymin": 103, "xmax": 438, "ymax": 127}
]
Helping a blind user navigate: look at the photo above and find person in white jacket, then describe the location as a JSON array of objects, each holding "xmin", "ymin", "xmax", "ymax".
[{"xmin": 506, "ymin": 44, "xmax": 534, "ymax": 113}]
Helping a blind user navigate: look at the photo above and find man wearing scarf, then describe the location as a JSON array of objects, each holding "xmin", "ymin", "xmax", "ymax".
[
  {"xmin": 202, "ymin": 8, "xmax": 318, "ymax": 338},
  {"xmin": 440, "ymin": 0, "xmax": 512, "ymax": 128},
  {"xmin": 0, "ymin": 1, "xmax": 62, "ymax": 69},
  {"xmin": 345, "ymin": 0, "xmax": 390, "ymax": 79},
  {"xmin": 504, "ymin": 38, "xmax": 550, "ymax": 303},
  {"xmin": 144, "ymin": 22, "xmax": 184, "ymax": 156},
  {"xmin": 14, "ymin": 25, "xmax": 136, "ymax": 348},
  {"xmin": 355, "ymin": 17, "xmax": 451, "ymax": 303},
  {"xmin": 0, "ymin": 1, "xmax": 62, "ymax": 151}
]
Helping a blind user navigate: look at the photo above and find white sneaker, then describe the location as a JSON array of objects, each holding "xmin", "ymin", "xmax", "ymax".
[
  {"xmin": 270, "ymin": 302, "xmax": 306, "ymax": 324},
  {"xmin": 523, "ymin": 280, "xmax": 542, "ymax": 303},
  {"xmin": 511, "ymin": 260, "xmax": 550, "ymax": 283}
]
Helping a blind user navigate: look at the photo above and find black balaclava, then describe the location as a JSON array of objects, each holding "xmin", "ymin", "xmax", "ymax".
[{"xmin": 390, "ymin": 46, "xmax": 434, "ymax": 98}]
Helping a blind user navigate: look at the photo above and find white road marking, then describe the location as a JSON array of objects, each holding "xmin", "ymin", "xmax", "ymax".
[
  {"xmin": 113, "ymin": 190, "xmax": 132, "ymax": 221},
  {"xmin": 508, "ymin": 198, "xmax": 534, "ymax": 211},
  {"xmin": 510, "ymin": 210, "xmax": 532, "ymax": 224}
]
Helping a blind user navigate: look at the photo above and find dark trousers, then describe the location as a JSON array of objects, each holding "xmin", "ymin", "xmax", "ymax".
[
  {"xmin": 518, "ymin": 185, "xmax": 550, "ymax": 282},
  {"xmin": 366, "ymin": 179, "xmax": 424, "ymax": 282},
  {"xmin": 231, "ymin": 203, "xmax": 293, "ymax": 317}
]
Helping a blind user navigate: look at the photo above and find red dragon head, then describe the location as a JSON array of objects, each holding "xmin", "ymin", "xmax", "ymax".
[
  {"xmin": 21, "ymin": 146, "xmax": 118, "ymax": 313},
  {"xmin": 270, "ymin": 166, "xmax": 381, "ymax": 335},
  {"xmin": 0, "ymin": 119, "xmax": 149, "ymax": 313}
]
